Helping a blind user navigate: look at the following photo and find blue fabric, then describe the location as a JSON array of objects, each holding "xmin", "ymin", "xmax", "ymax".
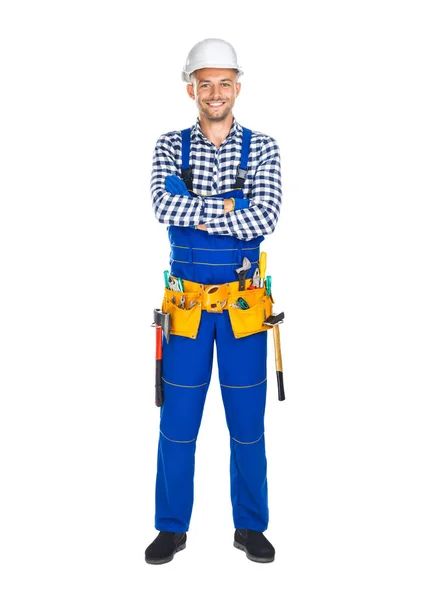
[
  {"xmin": 155, "ymin": 310, "xmax": 268, "ymax": 533},
  {"xmin": 181, "ymin": 128, "xmax": 191, "ymax": 171},
  {"xmin": 155, "ymin": 124, "xmax": 269, "ymax": 532},
  {"xmin": 165, "ymin": 174, "xmax": 191, "ymax": 196},
  {"xmin": 167, "ymin": 126, "xmax": 264, "ymax": 285},
  {"xmin": 239, "ymin": 127, "xmax": 252, "ymax": 171},
  {"xmin": 233, "ymin": 197, "xmax": 250, "ymax": 210}
]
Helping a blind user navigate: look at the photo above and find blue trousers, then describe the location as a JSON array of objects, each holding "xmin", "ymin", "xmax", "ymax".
[{"xmin": 155, "ymin": 309, "xmax": 269, "ymax": 533}]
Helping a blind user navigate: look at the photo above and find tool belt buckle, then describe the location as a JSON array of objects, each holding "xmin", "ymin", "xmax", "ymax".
[{"xmin": 202, "ymin": 285, "xmax": 228, "ymax": 313}]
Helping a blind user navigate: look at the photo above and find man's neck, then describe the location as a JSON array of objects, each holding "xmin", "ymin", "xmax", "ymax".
[{"xmin": 199, "ymin": 114, "xmax": 234, "ymax": 148}]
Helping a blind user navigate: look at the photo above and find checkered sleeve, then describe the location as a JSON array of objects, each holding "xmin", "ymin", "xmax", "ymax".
[
  {"xmin": 205, "ymin": 137, "xmax": 282, "ymax": 240},
  {"xmin": 151, "ymin": 134, "xmax": 225, "ymax": 226}
]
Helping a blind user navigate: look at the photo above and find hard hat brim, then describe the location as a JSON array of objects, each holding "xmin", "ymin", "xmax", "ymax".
[{"xmin": 182, "ymin": 64, "xmax": 244, "ymax": 83}]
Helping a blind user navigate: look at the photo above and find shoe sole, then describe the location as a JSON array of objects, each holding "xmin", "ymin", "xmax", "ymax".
[
  {"xmin": 145, "ymin": 542, "xmax": 186, "ymax": 565},
  {"xmin": 233, "ymin": 541, "xmax": 275, "ymax": 563}
]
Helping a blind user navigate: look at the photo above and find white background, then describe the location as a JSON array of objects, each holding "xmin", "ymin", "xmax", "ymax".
[{"xmin": 1, "ymin": 0, "xmax": 431, "ymax": 598}]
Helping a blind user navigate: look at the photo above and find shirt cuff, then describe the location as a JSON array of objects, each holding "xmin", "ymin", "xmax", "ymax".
[
  {"xmin": 201, "ymin": 196, "xmax": 226, "ymax": 221},
  {"xmin": 205, "ymin": 213, "xmax": 232, "ymax": 236}
]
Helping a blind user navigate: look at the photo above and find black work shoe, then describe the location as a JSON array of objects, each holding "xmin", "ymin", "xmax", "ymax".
[
  {"xmin": 234, "ymin": 529, "xmax": 275, "ymax": 563},
  {"xmin": 145, "ymin": 531, "xmax": 187, "ymax": 565}
]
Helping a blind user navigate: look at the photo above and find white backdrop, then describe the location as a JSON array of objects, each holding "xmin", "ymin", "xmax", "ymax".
[{"xmin": 1, "ymin": 0, "xmax": 431, "ymax": 598}]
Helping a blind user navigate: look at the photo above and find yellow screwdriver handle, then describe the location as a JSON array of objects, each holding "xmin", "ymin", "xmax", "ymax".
[{"xmin": 259, "ymin": 252, "xmax": 267, "ymax": 286}]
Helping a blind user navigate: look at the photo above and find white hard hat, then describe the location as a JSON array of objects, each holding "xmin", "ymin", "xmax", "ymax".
[{"xmin": 182, "ymin": 38, "xmax": 243, "ymax": 83}]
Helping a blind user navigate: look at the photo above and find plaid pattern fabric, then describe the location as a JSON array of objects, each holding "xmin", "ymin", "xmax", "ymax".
[{"xmin": 150, "ymin": 117, "xmax": 282, "ymax": 241}]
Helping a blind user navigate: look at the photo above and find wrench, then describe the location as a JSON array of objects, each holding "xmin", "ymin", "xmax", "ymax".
[{"xmin": 235, "ymin": 256, "xmax": 252, "ymax": 291}]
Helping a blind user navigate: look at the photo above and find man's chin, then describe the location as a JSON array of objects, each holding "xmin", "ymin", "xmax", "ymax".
[{"xmin": 202, "ymin": 109, "xmax": 231, "ymax": 122}]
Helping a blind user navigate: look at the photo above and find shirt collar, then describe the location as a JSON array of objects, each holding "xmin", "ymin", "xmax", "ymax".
[{"xmin": 191, "ymin": 116, "xmax": 241, "ymax": 145}]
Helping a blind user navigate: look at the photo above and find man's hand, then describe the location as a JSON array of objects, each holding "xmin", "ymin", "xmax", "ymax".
[
  {"xmin": 165, "ymin": 175, "xmax": 190, "ymax": 196},
  {"xmin": 195, "ymin": 223, "xmax": 208, "ymax": 231}
]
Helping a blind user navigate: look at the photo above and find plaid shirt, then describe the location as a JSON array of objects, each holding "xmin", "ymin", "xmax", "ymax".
[{"xmin": 150, "ymin": 117, "xmax": 282, "ymax": 241}]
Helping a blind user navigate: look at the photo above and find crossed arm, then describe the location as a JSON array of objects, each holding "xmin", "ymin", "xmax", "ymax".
[{"xmin": 150, "ymin": 134, "xmax": 282, "ymax": 241}]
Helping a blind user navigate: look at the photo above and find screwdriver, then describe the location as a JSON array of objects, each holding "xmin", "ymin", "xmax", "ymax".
[{"xmin": 259, "ymin": 252, "xmax": 267, "ymax": 287}]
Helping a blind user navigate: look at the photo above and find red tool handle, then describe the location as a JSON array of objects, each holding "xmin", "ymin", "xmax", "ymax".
[{"xmin": 155, "ymin": 325, "xmax": 163, "ymax": 407}]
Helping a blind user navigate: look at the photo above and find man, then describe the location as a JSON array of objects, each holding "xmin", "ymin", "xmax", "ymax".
[{"xmin": 146, "ymin": 38, "xmax": 282, "ymax": 564}]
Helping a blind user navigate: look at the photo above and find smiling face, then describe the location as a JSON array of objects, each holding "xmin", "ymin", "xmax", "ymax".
[{"xmin": 186, "ymin": 68, "xmax": 241, "ymax": 123}]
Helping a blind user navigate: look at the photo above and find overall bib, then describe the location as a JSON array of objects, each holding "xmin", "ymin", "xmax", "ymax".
[{"xmin": 155, "ymin": 127, "xmax": 270, "ymax": 533}]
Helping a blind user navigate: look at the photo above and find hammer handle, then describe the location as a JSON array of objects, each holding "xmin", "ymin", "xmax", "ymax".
[
  {"xmin": 272, "ymin": 325, "xmax": 285, "ymax": 401},
  {"xmin": 155, "ymin": 325, "xmax": 164, "ymax": 407}
]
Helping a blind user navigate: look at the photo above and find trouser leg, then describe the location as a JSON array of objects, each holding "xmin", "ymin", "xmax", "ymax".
[
  {"xmin": 215, "ymin": 312, "xmax": 269, "ymax": 532},
  {"xmin": 155, "ymin": 312, "xmax": 215, "ymax": 533}
]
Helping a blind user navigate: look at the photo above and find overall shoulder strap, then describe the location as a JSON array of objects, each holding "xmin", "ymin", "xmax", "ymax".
[
  {"xmin": 234, "ymin": 127, "xmax": 252, "ymax": 189},
  {"xmin": 180, "ymin": 128, "xmax": 193, "ymax": 191}
]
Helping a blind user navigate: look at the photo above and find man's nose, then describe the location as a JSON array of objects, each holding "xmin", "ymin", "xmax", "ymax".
[{"xmin": 208, "ymin": 85, "xmax": 225, "ymax": 96}]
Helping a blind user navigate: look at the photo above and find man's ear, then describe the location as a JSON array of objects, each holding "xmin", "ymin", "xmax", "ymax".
[
  {"xmin": 235, "ymin": 82, "xmax": 241, "ymax": 98},
  {"xmin": 186, "ymin": 84, "xmax": 195, "ymax": 100}
]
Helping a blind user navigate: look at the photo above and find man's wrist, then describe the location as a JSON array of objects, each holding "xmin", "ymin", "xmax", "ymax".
[{"xmin": 224, "ymin": 198, "xmax": 235, "ymax": 213}]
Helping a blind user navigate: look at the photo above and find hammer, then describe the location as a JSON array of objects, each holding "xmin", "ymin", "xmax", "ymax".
[
  {"xmin": 263, "ymin": 312, "xmax": 285, "ymax": 401},
  {"xmin": 235, "ymin": 256, "xmax": 252, "ymax": 291},
  {"xmin": 152, "ymin": 308, "xmax": 171, "ymax": 407}
]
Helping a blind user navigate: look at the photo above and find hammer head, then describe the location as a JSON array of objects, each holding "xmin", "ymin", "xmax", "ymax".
[
  {"xmin": 153, "ymin": 308, "xmax": 171, "ymax": 343},
  {"xmin": 263, "ymin": 311, "xmax": 285, "ymax": 326}
]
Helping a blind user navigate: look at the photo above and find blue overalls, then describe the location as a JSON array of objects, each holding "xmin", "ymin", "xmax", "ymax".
[{"xmin": 155, "ymin": 127, "xmax": 269, "ymax": 533}]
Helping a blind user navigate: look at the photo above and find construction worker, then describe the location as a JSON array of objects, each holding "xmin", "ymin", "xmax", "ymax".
[{"xmin": 145, "ymin": 38, "xmax": 282, "ymax": 564}]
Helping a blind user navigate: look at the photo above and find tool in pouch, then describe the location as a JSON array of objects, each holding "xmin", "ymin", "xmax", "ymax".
[
  {"xmin": 165, "ymin": 270, "xmax": 184, "ymax": 293},
  {"xmin": 161, "ymin": 271, "xmax": 203, "ymax": 338},
  {"xmin": 230, "ymin": 297, "xmax": 249, "ymax": 309},
  {"xmin": 164, "ymin": 270, "xmax": 195, "ymax": 309},
  {"xmin": 235, "ymin": 257, "xmax": 251, "ymax": 291},
  {"xmin": 247, "ymin": 267, "xmax": 260, "ymax": 290}
]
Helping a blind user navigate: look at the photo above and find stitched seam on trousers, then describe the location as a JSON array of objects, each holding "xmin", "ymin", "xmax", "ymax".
[
  {"xmin": 233, "ymin": 438, "xmax": 240, "ymax": 525},
  {"xmin": 171, "ymin": 260, "xmax": 259, "ymax": 266},
  {"xmin": 162, "ymin": 377, "xmax": 207, "ymax": 388},
  {"xmin": 220, "ymin": 378, "xmax": 267, "ymax": 389},
  {"xmin": 232, "ymin": 432, "xmax": 264, "ymax": 445},
  {"xmin": 171, "ymin": 245, "xmax": 261, "ymax": 251},
  {"xmin": 193, "ymin": 260, "xmax": 259, "ymax": 266},
  {"xmin": 160, "ymin": 429, "xmax": 197, "ymax": 444}
]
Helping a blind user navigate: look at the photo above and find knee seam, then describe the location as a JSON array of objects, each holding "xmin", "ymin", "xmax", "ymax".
[
  {"xmin": 160, "ymin": 429, "xmax": 197, "ymax": 444},
  {"xmin": 220, "ymin": 377, "xmax": 267, "ymax": 389},
  {"xmin": 231, "ymin": 432, "xmax": 264, "ymax": 445},
  {"xmin": 162, "ymin": 377, "xmax": 207, "ymax": 388}
]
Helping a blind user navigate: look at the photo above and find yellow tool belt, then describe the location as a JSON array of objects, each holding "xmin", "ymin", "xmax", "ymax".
[{"xmin": 161, "ymin": 278, "xmax": 274, "ymax": 340}]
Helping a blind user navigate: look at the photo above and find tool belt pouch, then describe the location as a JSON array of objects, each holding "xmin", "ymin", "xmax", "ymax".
[
  {"xmin": 161, "ymin": 288, "xmax": 203, "ymax": 339},
  {"xmin": 227, "ymin": 287, "xmax": 274, "ymax": 339}
]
